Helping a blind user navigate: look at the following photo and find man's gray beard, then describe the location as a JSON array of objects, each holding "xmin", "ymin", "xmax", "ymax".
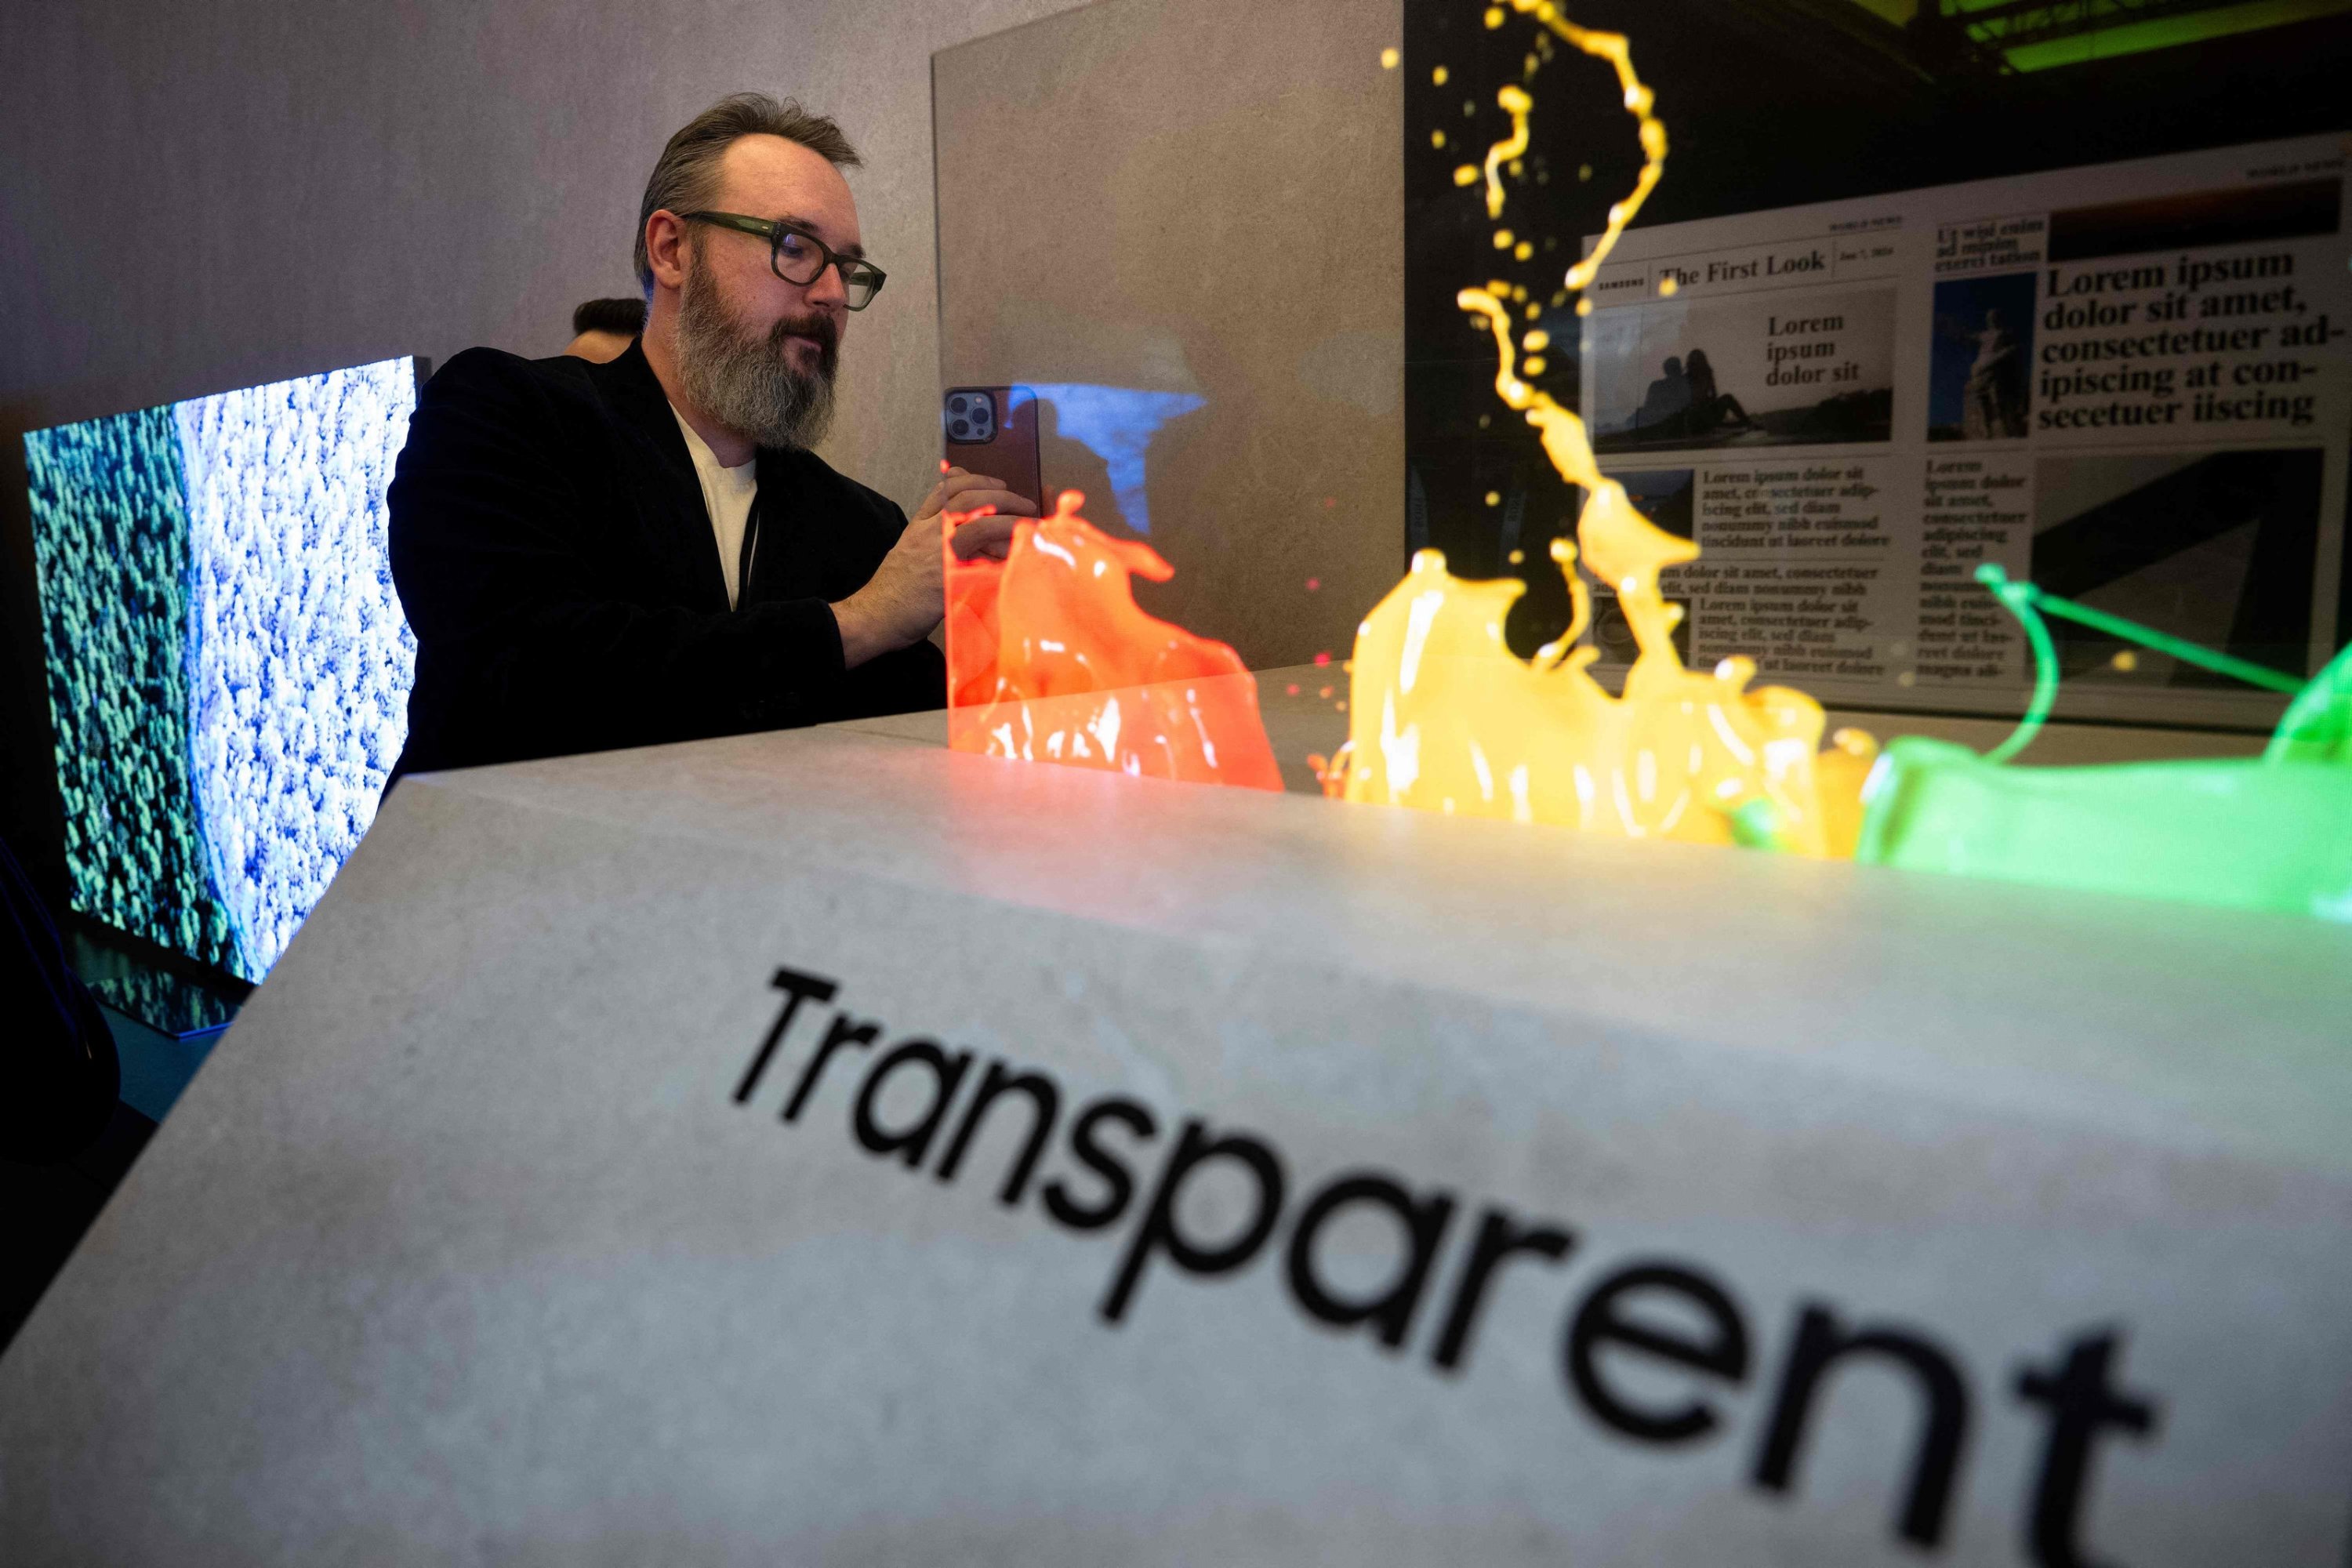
[{"xmin": 674, "ymin": 264, "xmax": 837, "ymax": 452}]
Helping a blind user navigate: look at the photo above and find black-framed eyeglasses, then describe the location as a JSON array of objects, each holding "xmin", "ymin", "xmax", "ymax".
[{"xmin": 678, "ymin": 212, "xmax": 887, "ymax": 310}]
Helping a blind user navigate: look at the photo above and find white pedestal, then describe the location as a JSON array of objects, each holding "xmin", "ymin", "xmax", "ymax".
[{"xmin": 4, "ymin": 713, "xmax": 2347, "ymax": 1565}]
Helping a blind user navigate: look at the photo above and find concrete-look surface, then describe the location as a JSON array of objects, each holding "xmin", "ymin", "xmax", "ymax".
[{"xmin": 3, "ymin": 718, "xmax": 2349, "ymax": 1565}]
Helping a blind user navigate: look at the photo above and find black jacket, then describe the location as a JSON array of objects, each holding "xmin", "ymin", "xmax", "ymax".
[{"xmin": 386, "ymin": 338, "xmax": 941, "ymax": 777}]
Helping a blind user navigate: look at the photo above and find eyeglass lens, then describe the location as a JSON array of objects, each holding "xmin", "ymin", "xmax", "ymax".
[{"xmin": 774, "ymin": 230, "xmax": 880, "ymax": 307}]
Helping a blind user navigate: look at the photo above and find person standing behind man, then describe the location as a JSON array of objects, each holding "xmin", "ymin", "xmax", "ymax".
[
  {"xmin": 386, "ymin": 94, "xmax": 1031, "ymax": 780},
  {"xmin": 561, "ymin": 296, "xmax": 647, "ymax": 362}
]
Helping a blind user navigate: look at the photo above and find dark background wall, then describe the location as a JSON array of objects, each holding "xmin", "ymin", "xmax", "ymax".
[
  {"xmin": 1402, "ymin": 0, "xmax": 2352, "ymax": 656},
  {"xmin": 0, "ymin": 0, "xmax": 1096, "ymax": 906}
]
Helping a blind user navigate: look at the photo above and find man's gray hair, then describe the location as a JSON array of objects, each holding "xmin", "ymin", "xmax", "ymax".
[{"xmin": 634, "ymin": 93, "xmax": 862, "ymax": 294}]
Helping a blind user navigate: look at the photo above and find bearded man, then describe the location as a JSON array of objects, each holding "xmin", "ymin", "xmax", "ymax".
[{"xmin": 386, "ymin": 94, "xmax": 1027, "ymax": 778}]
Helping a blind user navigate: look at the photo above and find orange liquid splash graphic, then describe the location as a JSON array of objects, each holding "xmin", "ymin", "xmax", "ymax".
[
  {"xmin": 1327, "ymin": 2, "xmax": 1875, "ymax": 855},
  {"xmin": 944, "ymin": 490, "xmax": 1283, "ymax": 791}
]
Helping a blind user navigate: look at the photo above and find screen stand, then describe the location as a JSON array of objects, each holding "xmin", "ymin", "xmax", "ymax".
[{"xmin": 67, "ymin": 927, "xmax": 242, "ymax": 1042}]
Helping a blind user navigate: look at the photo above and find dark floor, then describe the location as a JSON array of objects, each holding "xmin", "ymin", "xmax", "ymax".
[
  {"xmin": 1, "ymin": 1098, "xmax": 155, "ymax": 1350},
  {"xmin": 1, "ymin": 1004, "xmax": 219, "ymax": 1354}
]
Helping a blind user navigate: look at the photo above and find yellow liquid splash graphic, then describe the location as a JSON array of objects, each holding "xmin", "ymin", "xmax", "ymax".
[{"xmin": 1329, "ymin": 2, "xmax": 1875, "ymax": 856}]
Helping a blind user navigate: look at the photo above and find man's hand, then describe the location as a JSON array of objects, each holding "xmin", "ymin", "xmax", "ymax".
[{"xmin": 831, "ymin": 466, "xmax": 1033, "ymax": 669}]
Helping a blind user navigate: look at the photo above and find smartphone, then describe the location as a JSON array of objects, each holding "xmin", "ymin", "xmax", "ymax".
[{"xmin": 942, "ymin": 386, "xmax": 1043, "ymax": 516}]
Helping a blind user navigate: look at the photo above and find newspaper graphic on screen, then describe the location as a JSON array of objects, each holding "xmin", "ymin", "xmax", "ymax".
[{"xmin": 1578, "ymin": 134, "xmax": 2349, "ymax": 730}]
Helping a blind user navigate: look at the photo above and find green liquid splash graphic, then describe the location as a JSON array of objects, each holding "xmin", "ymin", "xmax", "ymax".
[{"xmin": 1854, "ymin": 568, "xmax": 2352, "ymax": 922}]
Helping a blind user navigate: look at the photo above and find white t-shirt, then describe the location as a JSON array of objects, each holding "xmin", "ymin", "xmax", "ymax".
[{"xmin": 671, "ymin": 408, "xmax": 759, "ymax": 609}]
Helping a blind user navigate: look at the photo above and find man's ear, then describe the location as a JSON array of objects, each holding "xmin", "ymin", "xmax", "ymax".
[{"xmin": 644, "ymin": 211, "xmax": 691, "ymax": 291}]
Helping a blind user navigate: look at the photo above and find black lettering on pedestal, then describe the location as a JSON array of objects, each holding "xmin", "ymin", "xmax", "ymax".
[
  {"xmin": 1099, "ymin": 1118, "xmax": 1287, "ymax": 1323},
  {"xmin": 933, "ymin": 1059, "xmax": 1062, "ymax": 1204},
  {"xmin": 1283, "ymin": 1172, "xmax": 1457, "ymax": 1352},
  {"xmin": 1566, "ymin": 1263, "xmax": 1750, "ymax": 1443},
  {"xmin": 1429, "ymin": 1207, "xmax": 1576, "ymax": 1374},
  {"xmin": 782, "ymin": 1014, "xmax": 881, "ymax": 1122},
  {"xmin": 2014, "ymin": 1329, "xmax": 2159, "ymax": 1568},
  {"xmin": 852, "ymin": 1039, "xmax": 975, "ymax": 1167},
  {"xmin": 1752, "ymin": 1303, "xmax": 1972, "ymax": 1549},
  {"xmin": 1042, "ymin": 1097, "xmax": 1160, "ymax": 1231},
  {"xmin": 731, "ymin": 967, "xmax": 840, "ymax": 1105}
]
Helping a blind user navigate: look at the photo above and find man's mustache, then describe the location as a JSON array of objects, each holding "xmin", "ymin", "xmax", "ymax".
[{"xmin": 768, "ymin": 312, "xmax": 840, "ymax": 370}]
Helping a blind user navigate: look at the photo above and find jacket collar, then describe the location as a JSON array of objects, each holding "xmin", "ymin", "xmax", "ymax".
[
  {"xmin": 587, "ymin": 336, "xmax": 734, "ymax": 609},
  {"xmin": 590, "ymin": 336, "xmax": 696, "ymax": 476}
]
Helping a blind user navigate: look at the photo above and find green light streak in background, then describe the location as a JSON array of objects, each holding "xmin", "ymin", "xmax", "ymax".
[
  {"xmin": 1853, "ymin": 568, "xmax": 2352, "ymax": 922},
  {"xmin": 1945, "ymin": 0, "xmax": 2352, "ymax": 72}
]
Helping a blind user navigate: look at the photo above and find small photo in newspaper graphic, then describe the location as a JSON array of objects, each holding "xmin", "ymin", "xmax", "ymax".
[
  {"xmin": 1587, "ymin": 592, "xmax": 1694, "ymax": 669},
  {"xmin": 1928, "ymin": 272, "xmax": 2037, "ymax": 442},
  {"xmin": 1613, "ymin": 467, "xmax": 1696, "ymax": 538},
  {"xmin": 2029, "ymin": 448, "xmax": 2323, "ymax": 686},
  {"xmin": 1588, "ymin": 470, "xmax": 1694, "ymax": 672},
  {"xmin": 1586, "ymin": 290, "xmax": 1896, "ymax": 454}
]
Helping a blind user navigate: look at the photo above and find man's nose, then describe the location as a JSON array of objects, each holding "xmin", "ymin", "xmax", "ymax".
[{"xmin": 803, "ymin": 261, "xmax": 850, "ymax": 311}]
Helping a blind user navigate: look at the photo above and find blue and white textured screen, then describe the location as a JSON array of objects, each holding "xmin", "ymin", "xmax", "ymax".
[{"xmin": 25, "ymin": 358, "xmax": 419, "ymax": 982}]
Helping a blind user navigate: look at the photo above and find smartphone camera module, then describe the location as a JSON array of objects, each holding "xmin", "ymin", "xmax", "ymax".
[{"xmin": 946, "ymin": 390, "xmax": 996, "ymax": 444}]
